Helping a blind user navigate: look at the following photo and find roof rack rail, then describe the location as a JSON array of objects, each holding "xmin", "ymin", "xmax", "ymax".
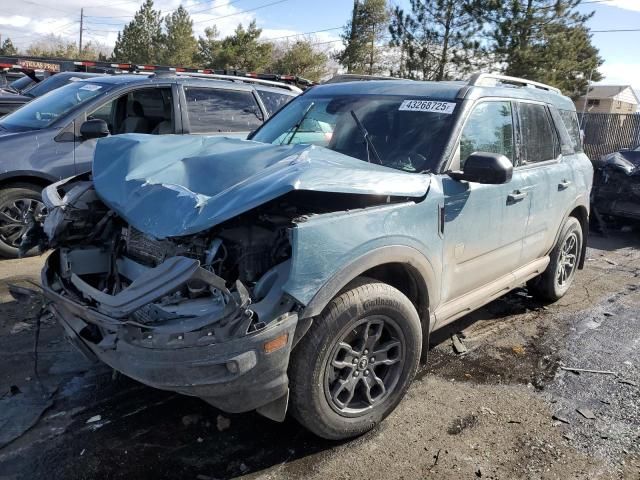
[
  {"xmin": 173, "ymin": 72, "xmax": 303, "ymax": 93},
  {"xmin": 0, "ymin": 54, "xmax": 314, "ymax": 90},
  {"xmin": 323, "ymin": 74, "xmax": 402, "ymax": 84},
  {"xmin": 467, "ymin": 73, "xmax": 561, "ymax": 94}
]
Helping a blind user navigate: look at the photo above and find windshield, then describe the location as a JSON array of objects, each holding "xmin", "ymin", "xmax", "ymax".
[
  {"xmin": 252, "ymin": 94, "xmax": 458, "ymax": 173},
  {"xmin": 7, "ymin": 76, "xmax": 35, "ymax": 93},
  {"xmin": 24, "ymin": 74, "xmax": 90, "ymax": 98},
  {"xmin": 0, "ymin": 81, "xmax": 112, "ymax": 131}
]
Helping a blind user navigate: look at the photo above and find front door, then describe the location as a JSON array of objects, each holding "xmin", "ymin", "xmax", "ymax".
[
  {"xmin": 73, "ymin": 86, "xmax": 176, "ymax": 174},
  {"xmin": 440, "ymin": 100, "xmax": 531, "ymax": 304}
]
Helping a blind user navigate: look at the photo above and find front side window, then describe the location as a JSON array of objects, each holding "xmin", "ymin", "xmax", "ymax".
[
  {"xmin": 459, "ymin": 101, "xmax": 515, "ymax": 166},
  {"xmin": 87, "ymin": 87, "xmax": 173, "ymax": 135},
  {"xmin": 0, "ymin": 81, "xmax": 112, "ymax": 131},
  {"xmin": 518, "ymin": 103, "xmax": 559, "ymax": 164},
  {"xmin": 184, "ymin": 87, "xmax": 263, "ymax": 134},
  {"xmin": 252, "ymin": 94, "xmax": 458, "ymax": 173}
]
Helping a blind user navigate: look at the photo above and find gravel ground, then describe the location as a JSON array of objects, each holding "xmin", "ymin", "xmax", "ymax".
[{"xmin": 0, "ymin": 229, "xmax": 638, "ymax": 480}]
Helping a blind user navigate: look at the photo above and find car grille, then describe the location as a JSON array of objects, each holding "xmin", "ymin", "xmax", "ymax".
[{"xmin": 125, "ymin": 227, "xmax": 169, "ymax": 265}]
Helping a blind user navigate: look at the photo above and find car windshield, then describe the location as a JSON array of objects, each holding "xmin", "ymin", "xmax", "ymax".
[
  {"xmin": 23, "ymin": 74, "xmax": 92, "ymax": 98},
  {"xmin": 252, "ymin": 94, "xmax": 458, "ymax": 172},
  {"xmin": 0, "ymin": 81, "xmax": 112, "ymax": 131},
  {"xmin": 7, "ymin": 76, "xmax": 35, "ymax": 93}
]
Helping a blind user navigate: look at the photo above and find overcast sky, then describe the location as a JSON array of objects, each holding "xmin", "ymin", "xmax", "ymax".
[{"xmin": 0, "ymin": 0, "xmax": 638, "ymax": 90}]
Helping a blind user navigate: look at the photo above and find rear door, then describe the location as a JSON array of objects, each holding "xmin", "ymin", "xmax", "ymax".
[
  {"xmin": 515, "ymin": 101, "xmax": 574, "ymax": 265},
  {"xmin": 181, "ymin": 86, "xmax": 264, "ymax": 137}
]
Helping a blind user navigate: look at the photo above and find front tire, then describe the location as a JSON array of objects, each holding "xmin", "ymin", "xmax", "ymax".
[
  {"xmin": 528, "ymin": 216, "xmax": 583, "ymax": 302},
  {"xmin": 0, "ymin": 184, "xmax": 46, "ymax": 258},
  {"xmin": 288, "ymin": 278, "xmax": 422, "ymax": 440}
]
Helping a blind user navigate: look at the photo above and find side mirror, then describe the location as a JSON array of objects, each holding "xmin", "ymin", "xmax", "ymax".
[
  {"xmin": 449, "ymin": 152, "xmax": 513, "ymax": 185},
  {"xmin": 80, "ymin": 119, "xmax": 110, "ymax": 140}
]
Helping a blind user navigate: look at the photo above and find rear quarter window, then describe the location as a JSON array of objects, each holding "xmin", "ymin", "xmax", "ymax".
[
  {"xmin": 257, "ymin": 90, "xmax": 295, "ymax": 116},
  {"xmin": 559, "ymin": 109, "xmax": 583, "ymax": 153}
]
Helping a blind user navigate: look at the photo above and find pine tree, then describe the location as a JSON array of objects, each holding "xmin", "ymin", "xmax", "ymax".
[
  {"xmin": 216, "ymin": 21, "xmax": 273, "ymax": 72},
  {"xmin": 337, "ymin": 0, "xmax": 389, "ymax": 74},
  {"xmin": 273, "ymin": 40, "xmax": 328, "ymax": 82},
  {"xmin": 389, "ymin": 0, "xmax": 486, "ymax": 81},
  {"xmin": 0, "ymin": 38, "xmax": 17, "ymax": 56},
  {"xmin": 197, "ymin": 26, "xmax": 221, "ymax": 68},
  {"xmin": 112, "ymin": 0, "xmax": 164, "ymax": 64},
  {"xmin": 163, "ymin": 6, "xmax": 197, "ymax": 66},
  {"xmin": 475, "ymin": 0, "xmax": 602, "ymax": 96}
]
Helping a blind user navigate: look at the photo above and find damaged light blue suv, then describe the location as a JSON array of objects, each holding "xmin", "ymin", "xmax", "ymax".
[{"xmin": 35, "ymin": 74, "xmax": 593, "ymax": 440}]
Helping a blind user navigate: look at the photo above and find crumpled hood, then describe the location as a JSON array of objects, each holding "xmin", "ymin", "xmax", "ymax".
[{"xmin": 93, "ymin": 134, "xmax": 431, "ymax": 239}]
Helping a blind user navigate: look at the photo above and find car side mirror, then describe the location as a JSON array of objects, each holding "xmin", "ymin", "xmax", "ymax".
[
  {"xmin": 449, "ymin": 152, "xmax": 513, "ymax": 185},
  {"xmin": 80, "ymin": 119, "xmax": 110, "ymax": 140}
]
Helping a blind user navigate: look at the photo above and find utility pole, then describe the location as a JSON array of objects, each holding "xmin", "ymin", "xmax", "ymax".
[{"xmin": 79, "ymin": 8, "xmax": 84, "ymax": 56}]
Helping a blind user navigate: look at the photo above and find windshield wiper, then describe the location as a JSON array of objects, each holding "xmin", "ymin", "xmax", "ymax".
[
  {"xmin": 350, "ymin": 110, "xmax": 383, "ymax": 165},
  {"xmin": 284, "ymin": 102, "xmax": 315, "ymax": 145}
]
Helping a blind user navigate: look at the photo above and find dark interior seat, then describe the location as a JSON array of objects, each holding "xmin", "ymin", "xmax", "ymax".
[
  {"xmin": 152, "ymin": 101, "xmax": 173, "ymax": 135},
  {"xmin": 119, "ymin": 101, "xmax": 150, "ymax": 134}
]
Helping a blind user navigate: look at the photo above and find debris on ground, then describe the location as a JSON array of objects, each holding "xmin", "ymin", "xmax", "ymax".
[
  {"xmin": 512, "ymin": 345, "xmax": 526, "ymax": 355},
  {"xmin": 618, "ymin": 379, "xmax": 638, "ymax": 387},
  {"xmin": 559, "ymin": 366, "xmax": 617, "ymax": 376},
  {"xmin": 181, "ymin": 414, "xmax": 202, "ymax": 427},
  {"xmin": 552, "ymin": 413, "xmax": 571, "ymax": 424},
  {"xmin": 481, "ymin": 407, "xmax": 497, "ymax": 416},
  {"xmin": 85, "ymin": 415, "xmax": 101, "ymax": 424},
  {"xmin": 451, "ymin": 334, "xmax": 468, "ymax": 354},
  {"xmin": 216, "ymin": 415, "xmax": 231, "ymax": 432},
  {"xmin": 576, "ymin": 408, "xmax": 596, "ymax": 420}
]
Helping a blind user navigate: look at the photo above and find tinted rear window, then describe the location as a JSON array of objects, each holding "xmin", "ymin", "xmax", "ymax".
[
  {"xmin": 184, "ymin": 87, "xmax": 263, "ymax": 133},
  {"xmin": 559, "ymin": 109, "xmax": 583, "ymax": 153},
  {"xmin": 257, "ymin": 90, "xmax": 294, "ymax": 116},
  {"xmin": 518, "ymin": 103, "xmax": 559, "ymax": 163}
]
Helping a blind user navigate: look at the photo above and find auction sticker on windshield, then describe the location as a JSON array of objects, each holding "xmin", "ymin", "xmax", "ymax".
[
  {"xmin": 79, "ymin": 84, "xmax": 102, "ymax": 92},
  {"xmin": 399, "ymin": 100, "xmax": 456, "ymax": 114}
]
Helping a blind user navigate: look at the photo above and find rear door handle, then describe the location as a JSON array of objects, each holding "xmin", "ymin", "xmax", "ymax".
[
  {"xmin": 558, "ymin": 180, "xmax": 572, "ymax": 191},
  {"xmin": 507, "ymin": 190, "xmax": 528, "ymax": 204}
]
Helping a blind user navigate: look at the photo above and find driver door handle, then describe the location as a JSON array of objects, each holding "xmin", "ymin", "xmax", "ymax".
[
  {"xmin": 507, "ymin": 190, "xmax": 528, "ymax": 204},
  {"xmin": 558, "ymin": 180, "xmax": 572, "ymax": 191}
]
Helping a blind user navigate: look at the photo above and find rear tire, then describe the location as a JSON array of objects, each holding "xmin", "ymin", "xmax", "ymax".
[
  {"xmin": 528, "ymin": 217, "xmax": 582, "ymax": 302},
  {"xmin": 0, "ymin": 184, "xmax": 46, "ymax": 258},
  {"xmin": 288, "ymin": 278, "xmax": 422, "ymax": 440}
]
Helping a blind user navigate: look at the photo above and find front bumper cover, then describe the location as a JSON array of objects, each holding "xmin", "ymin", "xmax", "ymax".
[{"xmin": 42, "ymin": 253, "xmax": 298, "ymax": 417}]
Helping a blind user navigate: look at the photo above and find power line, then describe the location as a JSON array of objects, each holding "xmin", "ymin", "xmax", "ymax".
[
  {"xmin": 262, "ymin": 26, "xmax": 343, "ymax": 42},
  {"xmin": 192, "ymin": 0, "xmax": 289, "ymax": 25},
  {"xmin": 84, "ymin": 0, "xmax": 249, "ymax": 20},
  {"xmin": 591, "ymin": 28, "xmax": 640, "ymax": 32}
]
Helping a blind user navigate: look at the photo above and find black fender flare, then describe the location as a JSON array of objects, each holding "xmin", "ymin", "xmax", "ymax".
[{"xmin": 298, "ymin": 245, "xmax": 438, "ymax": 324}]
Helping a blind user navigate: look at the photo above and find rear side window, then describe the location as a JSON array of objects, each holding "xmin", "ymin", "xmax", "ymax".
[
  {"xmin": 518, "ymin": 103, "xmax": 559, "ymax": 164},
  {"xmin": 558, "ymin": 109, "xmax": 583, "ymax": 153},
  {"xmin": 257, "ymin": 90, "xmax": 294, "ymax": 116},
  {"xmin": 184, "ymin": 87, "xmax": 263, "ymax": 133},
  {"xmin": 460, "ymin": 101, "xmax": 515, "ymax": 166}
]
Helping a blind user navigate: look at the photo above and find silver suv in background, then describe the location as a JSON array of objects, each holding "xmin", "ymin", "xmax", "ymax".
[{"xmin": 0, "ymin": 74, "xmax": 298, "ymax": 257}]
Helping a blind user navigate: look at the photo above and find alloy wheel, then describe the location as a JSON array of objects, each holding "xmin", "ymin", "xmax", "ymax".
[
  {"xmin": 0, "ymin": 198, "xmax": 46, "ymax": 249},
  {"xmin": 556, "ymin": 231, "xmax": 578, "ymax": 287},
  {"xmin": 324, "ymin": 316, "xmax": 405, "ymax": 417}
]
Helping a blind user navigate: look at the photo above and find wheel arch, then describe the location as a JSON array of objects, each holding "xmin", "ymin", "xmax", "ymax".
[
  {"xmin": 568, "ymin": 204, "xmax": 589, "ymax": 270},
  {"xmin": 297, "ymin": 245, "xmax": 437, "ymax": 359},
  {"xmin": 0, "ymin": 172, "xmax": 58, "ymax": 191}
]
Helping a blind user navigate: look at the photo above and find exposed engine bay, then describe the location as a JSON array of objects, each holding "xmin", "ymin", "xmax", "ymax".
[{"xmin": 32, "ymin": 176, "xmax": 407, "ymax": 345}]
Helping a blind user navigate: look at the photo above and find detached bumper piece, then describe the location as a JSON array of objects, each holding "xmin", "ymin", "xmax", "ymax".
[{"xmin": 42, "ymin": 250, "xmax": 298, "ymax": 419}]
